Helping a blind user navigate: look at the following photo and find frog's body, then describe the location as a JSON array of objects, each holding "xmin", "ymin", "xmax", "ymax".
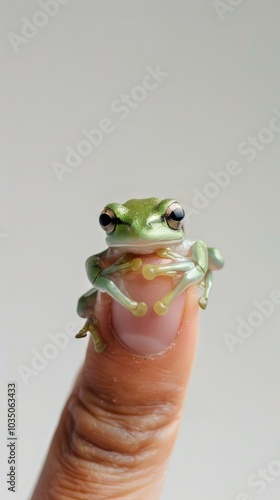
[{"xmin": 76, "ymin": 198, "xmax": 224, "ymax": 352}]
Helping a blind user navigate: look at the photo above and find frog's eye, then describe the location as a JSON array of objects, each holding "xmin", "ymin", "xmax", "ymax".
[
  {"xmin": 165, "ymin": 202, "xmax": 185, "ymax": 230},
  {"xmin": 99, "ymin": 208, "xmax": 116, "ymax": 234}
]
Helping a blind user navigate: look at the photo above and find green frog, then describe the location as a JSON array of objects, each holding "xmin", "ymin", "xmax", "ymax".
[{"xmin": 76, "ymin": 198, "xmax": 224, "ymax": 352}]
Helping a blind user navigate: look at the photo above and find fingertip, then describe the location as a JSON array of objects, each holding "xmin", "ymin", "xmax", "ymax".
[{"xmin": 80, "ymin": 285, "xmax": 199, "ymax": 405}]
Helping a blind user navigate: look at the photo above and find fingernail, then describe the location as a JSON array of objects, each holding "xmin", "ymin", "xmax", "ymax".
[{"xmin": 111, "ymin": 276, "xmax": 186, "ymax": 356}]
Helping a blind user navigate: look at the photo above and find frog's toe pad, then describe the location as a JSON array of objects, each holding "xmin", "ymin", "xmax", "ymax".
[
  {"xmin": 156, "ymin": 249, "xmax": 167, "ymax": 258},
  {"xmin": 94, "ymin": 340, "xmax": 107, "ymax": 353},
  {"xmin": 131, "ymin": 258, "xmax": 142, "ymax": 271},
  {"xmin": 132, "ymin": 302, "xmax": 148, "ymax": 317},
  {"xmin": 142, "ymin": 265, "xmax": 157, "ymax": 280},
  {"xmin": 198, "ymin": 297, "xmax": 208, "ymax": 310},
  {"xmin": 154, "ymin": 300, "xmax": 169, "ymax": 316},
  {"xmin": 75, "ymin": 330, "xmax": 88, "ymax": 339}
]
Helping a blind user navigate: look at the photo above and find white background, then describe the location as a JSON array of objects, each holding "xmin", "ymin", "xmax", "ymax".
[{"xmin": 1, "ymin": 1, "xmax": 280, "ymax": 499}]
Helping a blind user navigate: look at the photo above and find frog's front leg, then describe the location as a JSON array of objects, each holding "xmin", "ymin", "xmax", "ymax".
[
  {"xmin": 143, "ymin": 240, "xmax": 208, "ymax": 315},
  {"xmin": 94, "ymin": 275, "xmax": 147, "ymax": 317},
  {"xmin": 86, "ymin": 253, "xmax": 147, "ymax": 317},
  {"xmin": 101, "ymin": 257, "xmax": 142, "ymax": 276},
  {"xmin": 85, "ymin": 253, "xmax": 142, "ymax": 281}
]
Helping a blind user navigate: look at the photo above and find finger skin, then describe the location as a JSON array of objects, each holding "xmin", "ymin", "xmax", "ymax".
[{"xmin": 32, "ymin": 271, "xmax": 199, "ymax": 500}]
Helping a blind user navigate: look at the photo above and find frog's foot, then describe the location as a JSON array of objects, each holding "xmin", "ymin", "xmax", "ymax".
[
  {"xmin": 75, "ymin": 318, "xmax": 107, "ymax": 353},
  {"xmin": 142, "ymin": 260, "xmax": 194, "ymax": 281},
  {"xmin": 197, "ymin": 270, "xmax": 213, "ymax": 310},
  {"xmin": 153, "ymin": 300, "xmax": 170, "ymax": 316},
  {"xmin": 198, "ymin": 296, "xmax": 208, "ymax": 310},
  {"xmin": 131, "ymin": 258, "xmax": 142, "ymax": 271},
  {"xmin": 156, "ymin": 248, "xmax": 170, "ymax": 259},
  {"xmin": 156, "ymin": 248, "xmax": 182, "ymax": 261},
  {"xmin": 102, "ymin": 257, "xmax": 142, "ymax": 276},
  {"xmin": 142, "ymin": 264, "xmax": 178, "ymax": 281},
  {"xmin": 88, "ymin": 319, "xmax": 107, "ymax": 353},
  {"xmin": 142, "ymin": 264, "xmax": 157, "ymax": 280},
  {"xmin": 92, "ymin": 336, "xmax": 107, "ymax": 353},
  {"xmin": 75, "ymin": 318, "xmax": 91, "ymax": 338},
  {"xmin": 75, "ymin": 328, "xmax": 88, "ymax": 339},
  {"xmin": 131, "ymin": 302, "xmax": 148, "ymax": 317}
]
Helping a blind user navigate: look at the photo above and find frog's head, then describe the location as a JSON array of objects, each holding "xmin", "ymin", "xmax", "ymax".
[{"xmin": 99, "ymin": 198, "xmax": 185, "ymax": 253}]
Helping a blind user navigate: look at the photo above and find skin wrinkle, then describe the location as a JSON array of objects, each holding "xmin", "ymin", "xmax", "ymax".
[
  {"xmin": 53, "ymin": 414, "xmax": 165, "ymax": 500},
  {"xmin": 70, "ymin": 397, "xmax": 148, "ymax": 455},
  {"xmin": 75, "ymin": 383, "xmax": 180, "ymax": 431},
  {"xmin": 47, "ymin": 376, "xmax": 182, "ymax": 499},
  {"xmin": 68, "ymin": 390, "xmax": 180, "ymax": 468},
  {"xmin": 51, "ymin": 426, "xmax": 105, "ymax": 499},
  {"xmin": 44, "ymin": 357, "xmax": 186, "ymax": 497}
]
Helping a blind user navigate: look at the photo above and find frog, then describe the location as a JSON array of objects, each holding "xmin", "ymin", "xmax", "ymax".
[{"xmin": 75, "ymin": 197, "xmax": 224, "ymax": 353}]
